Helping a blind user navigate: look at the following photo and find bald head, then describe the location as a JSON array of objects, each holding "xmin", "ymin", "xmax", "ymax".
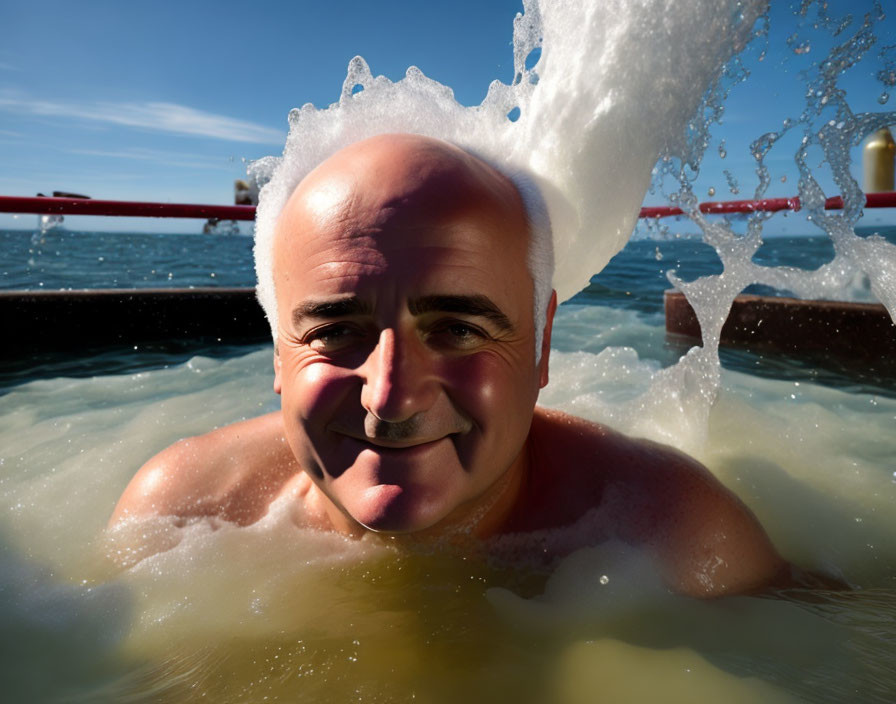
[
  {"xmin": 254, "ymin": 134, "xmax": 554, "ymax": 358},
  {"xmin": 279, "ymin": 135, "xmax": 526, "ymax": 244}
]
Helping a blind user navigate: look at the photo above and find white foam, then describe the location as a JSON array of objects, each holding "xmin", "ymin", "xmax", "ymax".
[{"xmin": 251, "ymin": 0, "xmax": 766, "ymax": 332}]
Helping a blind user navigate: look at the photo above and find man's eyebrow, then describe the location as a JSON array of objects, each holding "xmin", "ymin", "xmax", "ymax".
[
  {"xmin": 291, "ymin": 297, "xmax": 372, "ymax": 327},
  {"xmin": 408, "ymin": 294, "xmax": 515, "ymax": 332}
]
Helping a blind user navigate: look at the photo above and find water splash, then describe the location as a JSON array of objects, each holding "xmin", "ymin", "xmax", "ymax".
[
  {"xmin": 251, "ymin": 0, "xmax": 765, "ymax": 312},
  {"xmin": 648, "ymin": 1, "xmax": 896, "ymax": 449},
  {"xmin": 249, "ymin": 1, "xmax": 895, "ymax": 454}
]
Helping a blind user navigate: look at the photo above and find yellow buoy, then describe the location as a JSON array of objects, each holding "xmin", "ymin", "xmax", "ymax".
[{"xmin": 863, "ymin": 127, "xmax": 896, "ymax": 193}]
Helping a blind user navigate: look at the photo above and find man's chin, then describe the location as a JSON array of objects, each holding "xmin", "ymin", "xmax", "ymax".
[{"xmin": 346, "ymin": 484, "xmax": 445, "ymax": 534}]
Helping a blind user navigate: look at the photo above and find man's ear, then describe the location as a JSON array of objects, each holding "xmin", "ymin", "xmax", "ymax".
[
  {"xmin": 538, "ymin": 290, "xmax": 558, "ymax": 389},
  {"xmin": 273, "ymin": 340, "xmax": 282, "ymax": 395}
]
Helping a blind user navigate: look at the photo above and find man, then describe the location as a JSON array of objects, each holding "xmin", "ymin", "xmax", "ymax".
[{"xmin": 111, "ymin": 134, "xmax": 786, "ymax": 597}]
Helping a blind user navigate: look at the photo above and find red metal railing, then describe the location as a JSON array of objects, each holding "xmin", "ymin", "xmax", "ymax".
[
  {"xmin": 0, "ymin": 196, "xmax": 255, "ymax": 220},
  {"xmin": 1, "ymin": 192, "xmax": 895, "ymax": 221},
  {"xmin": 638, "ymin": 191, "xmax": 896, "ymax": 218}
]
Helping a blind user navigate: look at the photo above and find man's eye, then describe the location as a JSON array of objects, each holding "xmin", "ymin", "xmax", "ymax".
[
  {"xmin": 303, "ymin": 324, "xmax": 364, "ymax": 352},
  {"xmin": 429, "ymin": 322, "xmax": 489, "ymax": 350}
]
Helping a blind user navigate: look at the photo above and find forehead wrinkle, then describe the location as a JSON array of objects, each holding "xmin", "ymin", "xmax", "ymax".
[
  {"xmin": 307, "ymin": 257, "xmax": 388, "ymax": 273},
  {"xmin": 296, "ymin": 235, "xmax": 389, "ymax": 276},
  {"xmin": 275, "ymin": 183, "xmax": 380, "ymax": 264}
]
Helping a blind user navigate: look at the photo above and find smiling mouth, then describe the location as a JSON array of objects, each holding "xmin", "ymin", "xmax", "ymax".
[
  {"xmin": 344, "ymin": 434, "xmax": 452, "ymax": 451},
  {"xmin": 329, "ymin": 413, "xmax": 470, "ymax": 451}
]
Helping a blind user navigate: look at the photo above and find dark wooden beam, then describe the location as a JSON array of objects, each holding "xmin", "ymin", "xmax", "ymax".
[
  {"xmin": 665, "ymin": 290, "xmax": 896, "ymax": 364},
  {"xmin": 1, "ymin": 288, "xmax": 270, "ymax": 357}
]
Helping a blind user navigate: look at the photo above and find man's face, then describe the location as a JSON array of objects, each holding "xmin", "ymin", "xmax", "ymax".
[{"xmin": 272, "ymin": 136, "xmax": 552, "ymax": 535}]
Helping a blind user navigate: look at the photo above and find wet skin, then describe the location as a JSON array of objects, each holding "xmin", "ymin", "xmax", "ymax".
[{"xmin": 111, "ymin": 134, "xmax": 787, "ymax": 597}]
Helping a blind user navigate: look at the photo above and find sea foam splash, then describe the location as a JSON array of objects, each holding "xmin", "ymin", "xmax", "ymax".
[
  {"xmin": 251, "ymin": 0, "xmax": 765, "ymax": 312},
  {"xmin": 250, "ymin": 0, "xmax": 895, "ymax": 453},
  {"xmin": 653, "ymin": 1, "xmax": 896, "ymax": 449}
]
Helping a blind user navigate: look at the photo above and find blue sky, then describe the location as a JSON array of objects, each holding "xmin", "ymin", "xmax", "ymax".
[{"xmin": 1, "ymin": 0, "xmax": 893, "ymax": 233}]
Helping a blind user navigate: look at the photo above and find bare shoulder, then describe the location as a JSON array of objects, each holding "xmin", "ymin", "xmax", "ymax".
[
  {"xmin": 527, "ymin": 407, "xmax": 786, "ymax": 597},
  {"xmin": 109, "ymin": 411, "xmax": 301, "ymax": 527}
]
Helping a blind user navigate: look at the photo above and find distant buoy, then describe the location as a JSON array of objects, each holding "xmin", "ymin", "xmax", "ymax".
[{"xmin": 863, "ymin": 127, "xmax": 895, "ymax": 193}]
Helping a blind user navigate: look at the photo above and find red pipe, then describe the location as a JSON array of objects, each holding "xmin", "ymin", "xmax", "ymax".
[
  {"xmin": 0, "ymin": 196, "xmax": 256, "ymax": 221},
  {"xmin": 638, "ymin": 191, "xmax": 896, "ymax": 219},
  {"xmin": 1, "ymin": 191, "xmax": 895, "ymax": 221}
]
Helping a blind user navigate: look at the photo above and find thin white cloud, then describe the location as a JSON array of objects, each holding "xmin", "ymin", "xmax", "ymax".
[
  {"xmin": 0, "ymin": 62, "xmax": 21, "ymax": 71},
  {"xmin": 67, "ymin": 146, "xmax": 237, "ymax": 170},
  {"xmin": 0, "ymin": 93, "xmax": 284, "ymax": 144}
]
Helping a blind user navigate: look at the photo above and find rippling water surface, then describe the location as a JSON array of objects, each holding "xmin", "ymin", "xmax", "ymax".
[{"xmin": 1, "ymin": 226, "xmax": 895, "ymax": 702}]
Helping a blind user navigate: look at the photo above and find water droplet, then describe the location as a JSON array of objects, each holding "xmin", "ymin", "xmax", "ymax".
[
  {"xmin": 879, "ymin": 91, "xmax": 890, "ymax": 105},
  {"xmin": 723, "ymin": 169, "xmax": 739, "ymax": 195}
]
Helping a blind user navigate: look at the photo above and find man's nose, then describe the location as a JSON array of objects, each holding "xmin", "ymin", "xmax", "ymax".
[{"xmin": 359, "ymin": 328, "xmax": 439, "ymax": 423}]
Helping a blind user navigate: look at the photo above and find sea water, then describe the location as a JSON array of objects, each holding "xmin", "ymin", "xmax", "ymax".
[
  {"xmin": 2, "ymin": 230, "xmax": 895, "ymax": 702},
  {"xmin": 2, "ymin": 0, "xmax": 896, "ymax": 702}
]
